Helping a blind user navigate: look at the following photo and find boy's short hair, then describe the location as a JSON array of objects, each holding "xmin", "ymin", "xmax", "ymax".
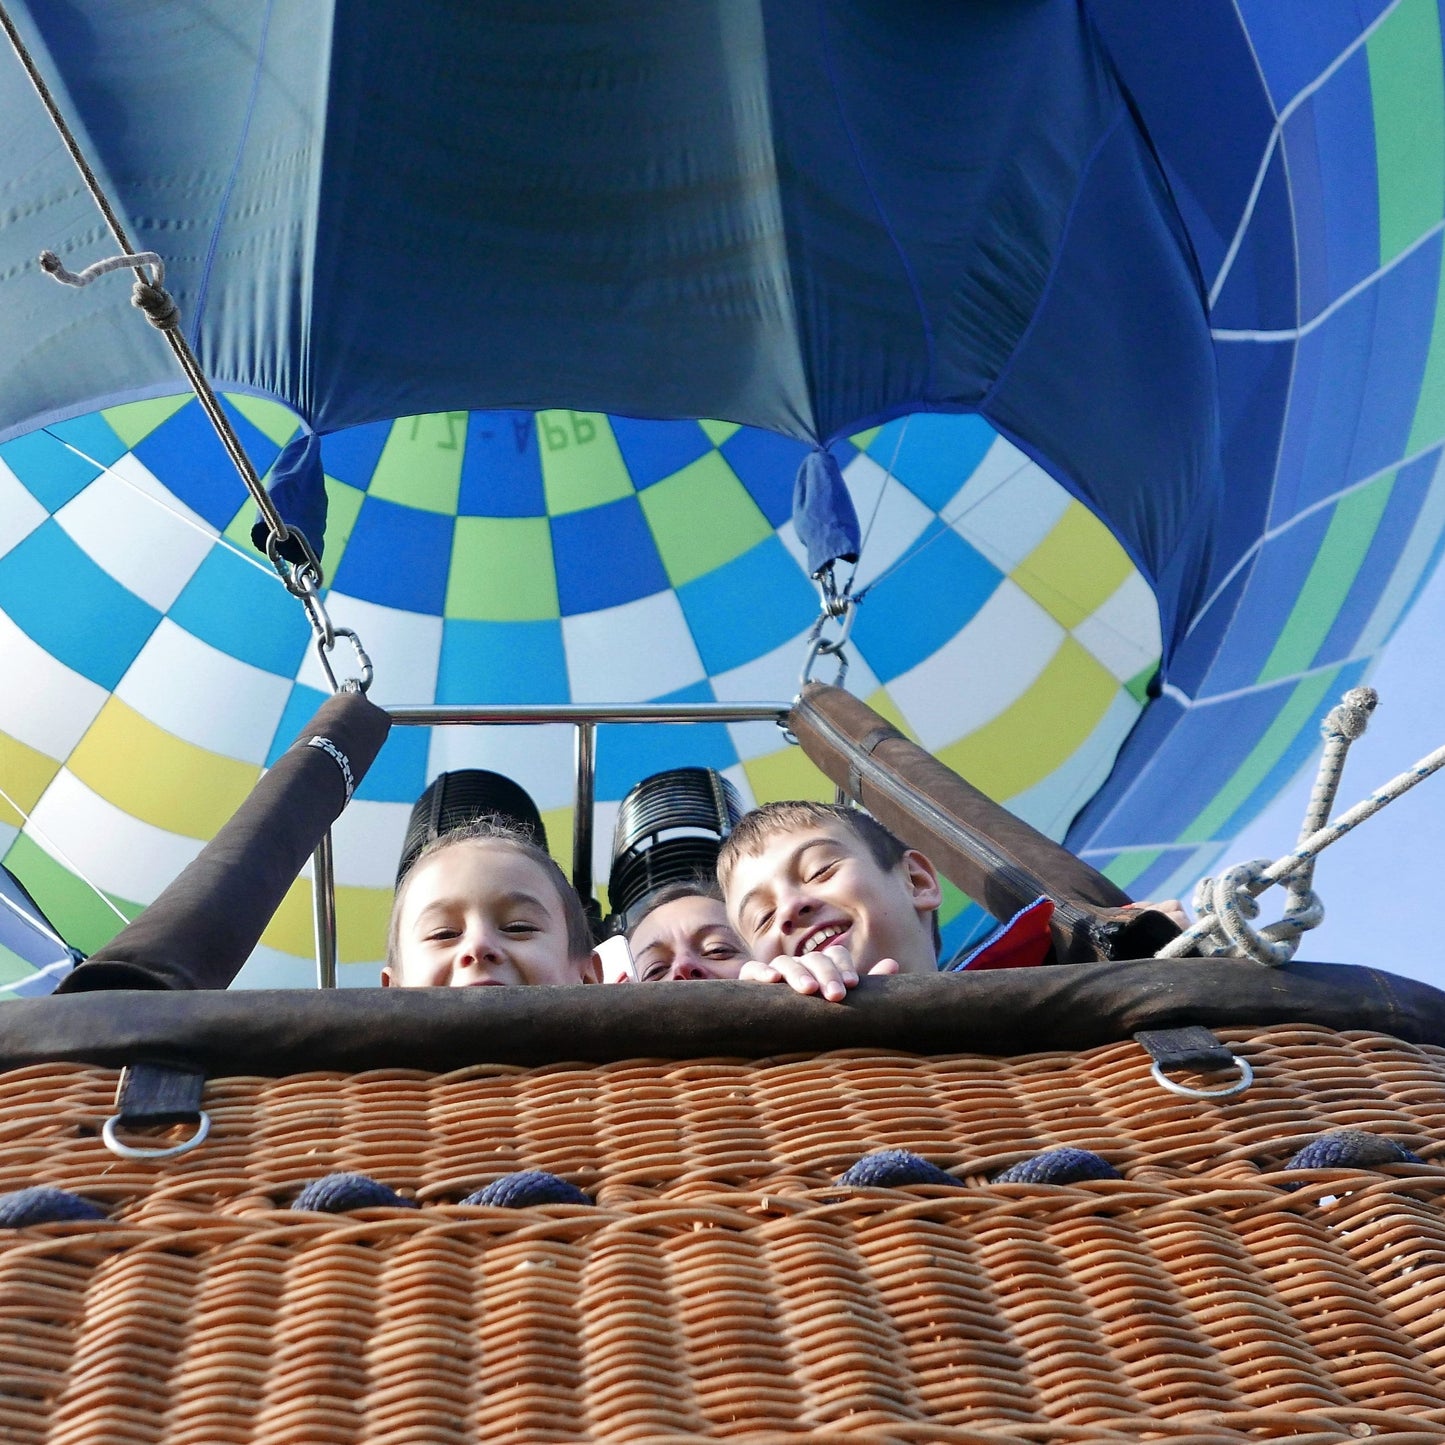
[
  {"xmin": 388, "ymin": 814, "xmax": 592, "ymax": 969},
  {"xmin": 623, "ymin": 876, "xmax": 724, "ymax": 940},
  {"xmin": 717, "ymin": 801, "xmax": 941, "ymax": 956}
]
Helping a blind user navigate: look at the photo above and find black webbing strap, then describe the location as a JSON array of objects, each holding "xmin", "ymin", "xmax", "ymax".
[
  {"xmin": 1133, "ymin": 1026, "xmax": 1236, "ymax": 1073},
  {"xmin": 115, "ymin": 1062, "xmax": 205, "ymax": 1125}
]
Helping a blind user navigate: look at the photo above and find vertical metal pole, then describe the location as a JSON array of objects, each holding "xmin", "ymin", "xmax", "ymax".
[
  {"xmin": 312, "ymin": 830, "xmax": 338, "ymax": 989},
  {"xmin": 573, "ymin": 722, "xmax": 596, "ymax": 903}
]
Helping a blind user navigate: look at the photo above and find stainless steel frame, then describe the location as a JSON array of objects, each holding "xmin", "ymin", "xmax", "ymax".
[{"xmin": 311, "ymin": 701, "xmax": 792, "ymax": 986}]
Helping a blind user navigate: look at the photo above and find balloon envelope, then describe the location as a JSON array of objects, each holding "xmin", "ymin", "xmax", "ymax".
[
  {"xmin": 0, "ymin": 400, "xmax": 1160, "ymax": 980},
  {"xmin": 0, "ymin": 2, "xmax": 1443, "ymax": 981}
]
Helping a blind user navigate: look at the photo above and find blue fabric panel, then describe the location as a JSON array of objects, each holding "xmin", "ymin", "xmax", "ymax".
[
  {"xmin": 1312, "ymin": 449, "xmax": 1439, "ymax": 665},
  {"xmin": 1209, "ymin": 145, "xmax": 1300, "ymax": 332},
  {"xmin": 1116, "ymin": 845, "xmax": 1210, "ymax": 906},
  {"xmin": 720, "ymin": 428, "xmax": 809, "ymax": 527},
  {"xmin": 610, "ymin": 417, "xmax": 712, "ymax": 491},
  {"xmin": 550, "ymin": 497, "xmax": 669, "ymax": 615},
  {"xmin": 850, "ymin": 526, "xmax": 1001, "ymax": 682},
  {"xmin": 595, "ymin": 681, "xmax": 736, "ymax": 798},
  {"xmin": 0, "ymin": 431, "xmax": 101, "ymax": 513},
  {"xmin": 1166, "ymin": 563, "xmax": 1252, "ymax": 701},
  {"xmin": 0, "ymin": 522, "xmax": 158, "ymax": 690},
  {"xmin": 168, "ymin": 548, "xmax": 313, "ymax": 678},
  {"xmin": 884, "ymin": 412, "xmax": 996, "ymax": 512},
  {"xmin": 983, "ymin": 111, "xmax": 1218, "ymax": 653},
  {"xmin": 45, "ymin": 413, "xmax": 127, "ymax": 469},
  {"xmin": 132, "ymin": 400, "xmax": 279, "ymax": 531},
  {"xmin": 1212, "ymin": 657, "xmax": 1369, "ymax": 841},
  {"xmin": 1085, "ymin": 686, "xmax": 1311, "ymax": 846},
  {"xmin": 1284, "ymin": 93, "xmax": 1333, "ymax": 326},
  {"xmin": 436, "ymin": 619, "xmax": 568, "ymax": 704},
  {"xmin": 1236, "ymin": 0, "xmax": 1393, "ymax": 111},
  {"xmin": 353, "ymin": 723, "xmax": 430, "ymax": 804},
  {"xmin": 1087, "ymin": 0, "xmax": 1275, "ymax": 285},
  {"xmin": 1273, "ymin": 242, "xmax": 1440, "ymax": 525},
  {"xmin": 330, "ymin": 496, "xmax": 451, "ymax": 614},
  {"xmin": 675, "ymin": 536, "xmax": 817, "ymax": 675},
  {"xmin": 1203, "ymin": 512, "xmax": 1334, "ymax": 695},
  {"xmin": 458, "ymin": 411, "xmax": 545, "ymax": 517},
  {"xmin": 1209, "ymin": 341, "xmax": 1291, "ymax": 600},
  {"xmin": 1347, "ymin": 237, "xmax": 1443, "ymax": 481},
  {"xmin": 1268, "ymin": 333, "xmax": 1324, "ymax": 532},
  {"xmin": 764, "ymin": 0, "xmax": 1121, "ymax": 424},
  {"xmin": 265, "ymin": 684, "xmax": 328, "ymax": 767},
  {"xmin": 1302, "ymin": 52, "xmax": 1379, "ymax": 307},
  {"xmin": 320, "ymin": 420, "xmax": 391, "ymax": 490},
  {"xmin": 1066, "ymin": 691, "xmax": 1187, "ymax": 848}
]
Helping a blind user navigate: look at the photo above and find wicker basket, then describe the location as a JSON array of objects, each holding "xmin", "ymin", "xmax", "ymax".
[{"xmin": 2, "ymin": 1025, "xmax": 1444, "ymax": 1443}]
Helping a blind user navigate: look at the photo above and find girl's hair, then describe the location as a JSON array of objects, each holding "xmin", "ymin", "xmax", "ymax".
[
  {"xmin": 388, "ymin": 814, "xmax": 592, "ymax": 968},
  {"xmin": 622, "ymin": 876, "xmax": 724, "ymax": 940}
]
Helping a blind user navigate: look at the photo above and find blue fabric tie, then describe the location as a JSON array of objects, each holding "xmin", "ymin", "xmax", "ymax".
[
  {"xmin": 793, "ymin": 447, "xmax": 861, "ymax": 578},
  {"xmin": 252, "ymin": 430, "xmax": 328, "ymax": 564}
]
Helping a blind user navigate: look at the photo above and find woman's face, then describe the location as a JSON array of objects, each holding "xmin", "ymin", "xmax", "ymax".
[{"xmin": 628, "ymin": 895, "xmax": 748, "ymax": 982}]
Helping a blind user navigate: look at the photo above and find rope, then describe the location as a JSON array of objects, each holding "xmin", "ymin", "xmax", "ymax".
[
  {"xmin": 292, "ymin": 1174, "xmax": 416, "ymax": 1212},
  {"xmin": 0, "ymin": 1186, "xmax": 107, "ymax": 1226},
  {"xmin": 1156, "ymin": 686, "xmax": 1434, "ymax": 965},
  {"xmin": 837, "ymin": 1150, "xmax": 957, "ymax": 1188},
  {"xmin": 2, "ymin": 5, "xmax": 371, "ymax": 692},
  {"xmin": 994, "ymin": 1147, "xmax": 1120, "ymax": 1185},
  {"xmin": 461, "ymin": 1172, "xmax": 593, "ymax": 1208}
]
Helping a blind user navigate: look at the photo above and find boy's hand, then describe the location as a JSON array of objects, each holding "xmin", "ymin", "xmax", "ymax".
[{"xmin": 737, "ymin": 943, "xmax": 900, "ymax": 1002}]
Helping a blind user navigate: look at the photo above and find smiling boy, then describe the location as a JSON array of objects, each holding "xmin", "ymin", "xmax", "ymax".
[
  {"xmin": 717, "ymin": 802, "xmax": 941, "ymax": 1000},
  {"xmin": 718, "ymin": 801, "xmax": 1187, "ymax": 1001}
]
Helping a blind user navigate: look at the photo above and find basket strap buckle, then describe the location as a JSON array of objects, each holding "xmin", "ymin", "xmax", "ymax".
[
  {"xmin": 1135, "ymin": 1026, "xmax": 1253, "ymax": 1099},
  {"xmin": 102, "ymin": 1062, "xmax": 211, "ymax": 1161}
]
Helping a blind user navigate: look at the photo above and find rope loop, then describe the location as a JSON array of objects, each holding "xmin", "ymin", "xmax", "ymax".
[
  {"xmin": 461, "ymin": 1171, "xmax": 593, "ymax": 1208},
  {"xmin": 1189, "ymin": 860, "xmax": 1322, "ymax": 965}
]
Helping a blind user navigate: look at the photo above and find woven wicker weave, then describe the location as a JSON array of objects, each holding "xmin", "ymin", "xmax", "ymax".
[{"xmin": 2, "ymin": 1026, "xmax": 1444, "ymax": 1442}]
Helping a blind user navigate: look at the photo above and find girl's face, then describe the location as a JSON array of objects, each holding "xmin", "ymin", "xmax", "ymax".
[
  {"xmin": 628, "ymin": 895, "xmax": 748, "ymax": 982},
  {"xmin": 384, "ymin": 840, "xmax": 588, "ymax": 987}
]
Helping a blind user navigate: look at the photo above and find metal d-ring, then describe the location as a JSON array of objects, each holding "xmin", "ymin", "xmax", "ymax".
[
  {"xmin": 1150, "ymin": 1056, "xmax": 1254, "ymax": 1100},
  {"xmin": 101, "ymin": 1109, "xmax": 212, "ymax": 1161}
]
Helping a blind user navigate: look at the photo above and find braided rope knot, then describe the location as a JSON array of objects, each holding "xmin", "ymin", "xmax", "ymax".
[
  {"xmin": 1323, "ymin": 686, "xmax": 1377, "ymax": 741},
  {"xmin": 292, "ymin": 1173, "xmax": 416, "ymax": 1213},
  {"xmin": 131, "ymin": 278, "xmax": 180, "ymax": 330},
  {"xmin": 1190, "ymin": 859, "xmax": 1323, "ymax": 966},
  {"xmin": 837, "ymin": 1150, "xmax": 957, "ymax": 1188},
  {"xmin": 461, "ymin": 1171, "xmax": 593, "ymax": 1208}
]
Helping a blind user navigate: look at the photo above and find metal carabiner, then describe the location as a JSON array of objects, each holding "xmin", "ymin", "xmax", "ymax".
[
  {"xmin": 314, "ymin": 626, "xmax": 374, "ymax": 695},
  {"xmin": 798, "ymin": 591, "xmax": 857, "ymax": 689}
]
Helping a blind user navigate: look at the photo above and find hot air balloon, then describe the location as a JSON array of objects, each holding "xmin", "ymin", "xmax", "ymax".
[{"xmin": 0, "ymin": 0, "xmax": 1442, "ymax": 989}]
